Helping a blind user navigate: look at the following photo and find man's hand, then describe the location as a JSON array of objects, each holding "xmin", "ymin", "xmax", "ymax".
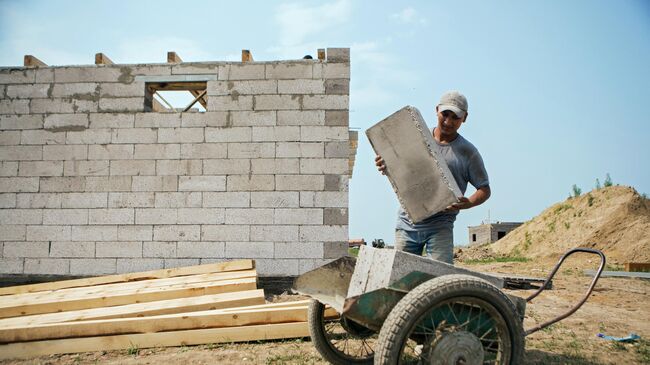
[
  {"xmin": 445, "ymin": 197, "xmax": 473, "ymax": 211},
  {"xmin": 375, "ymin": 155, "xmax": 386, "ymax": 175}
]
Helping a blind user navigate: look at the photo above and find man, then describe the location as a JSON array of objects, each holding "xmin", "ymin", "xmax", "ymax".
[{"xmin": 375, "ymin": 91, "xmax": 490, "ymax": 264}]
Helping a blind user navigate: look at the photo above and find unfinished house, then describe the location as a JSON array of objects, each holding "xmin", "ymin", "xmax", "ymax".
[
  {"xmin": 468, "ymin": 221, "xmax": 522, "ymax": 246},
  {"xmin": 0, "ymin": 48, "xmax": 355, "ymax": 280}
]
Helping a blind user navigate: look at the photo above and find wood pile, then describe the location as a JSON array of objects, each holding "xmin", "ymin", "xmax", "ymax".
[{"xmin": 0, "ymin": 260, "xmax": 312, "ymax": 360}]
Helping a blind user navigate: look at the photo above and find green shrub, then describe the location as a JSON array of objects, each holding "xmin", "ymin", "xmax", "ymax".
[
  {"xmin": 571, "ymin": 184, "xmax": 582, "ymax": 197},
  {"xmin": 604, "ymin": 173, "xmax": 613, "ymax": 187}
]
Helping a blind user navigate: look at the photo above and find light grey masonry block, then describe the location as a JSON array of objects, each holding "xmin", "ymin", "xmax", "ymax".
[{"xmin": 366, "ymin": 106, "xmax": 461, "ymax": 223}]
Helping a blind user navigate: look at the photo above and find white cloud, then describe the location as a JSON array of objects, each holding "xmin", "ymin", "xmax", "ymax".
[
  {"xmin": 391, "ymin": 7, "xmax": 427, "ymax": 25},
  {"xmin": 275, "ymin": 0, "xmax": 352, "ymax": 46}
]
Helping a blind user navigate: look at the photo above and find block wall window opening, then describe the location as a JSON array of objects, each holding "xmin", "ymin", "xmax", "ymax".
[
  {"xmin": 497, "ymin": 231, "xmax": 506, "ymax": 239},
  {"xmin": 472, "ymin": 233, "xmax": 476, "ymax": 242},
  {"xmin": 145, "ymin": 81, "xmax": 207, "ymax": 112}
]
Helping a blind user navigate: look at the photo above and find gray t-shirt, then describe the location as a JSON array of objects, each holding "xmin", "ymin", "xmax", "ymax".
[{"xmin": 396, "ymin": 129, "xmax": 489, "ymax": 231}]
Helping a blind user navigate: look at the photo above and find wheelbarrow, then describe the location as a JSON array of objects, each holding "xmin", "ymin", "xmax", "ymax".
[{"xmin": 293, "ymin": 245, "xmax": 605, "ymax": 365}]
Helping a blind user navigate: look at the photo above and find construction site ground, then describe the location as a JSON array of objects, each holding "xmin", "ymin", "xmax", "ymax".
[{"xmin": 1, "ymin": 258, "xmax": 647, "ymax": 365}]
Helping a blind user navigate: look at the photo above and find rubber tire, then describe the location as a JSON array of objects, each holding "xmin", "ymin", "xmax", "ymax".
[
  {"xmin": 308, "ymin": 299, "xmax": 374, "ymax": 365},
  {"xmin": 374, "ymin": 274, "xmax": 525, "ymax": 365}
]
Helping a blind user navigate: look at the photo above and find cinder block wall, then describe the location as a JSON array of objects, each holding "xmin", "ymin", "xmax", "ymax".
[{"xmin": 0, "ymin": 48, "xmax": 351, "ymax": 277}]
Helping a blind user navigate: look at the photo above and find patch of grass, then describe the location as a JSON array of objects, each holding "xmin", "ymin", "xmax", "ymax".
[
  {"xmin": 610, "ymin": 341, "xmax": 628, "ymax": 352},
  {"xmin": 587, "ymin": 193, "xmax": 595, "ymax": 207},
  {"xmin": 605, "ymin": 264, "xmax": 624, "ymax": 271},
  {"xmin": 523, "ymin": 231, "xmax": 533, "ymax": 251},
  {"xmin": 265, "ymin": 351, "xmax": 320, "ymax": 365},
  {"xmin": 635, "ymin": 338, "xmax": 650, "ymax": 363},
  {"xmin": 127, "ymin": 343, "xmax": 139, "ymax": 356},
  {"xmin": 554, "ymin": 203, "xmax": 573, "ymax": 214},
  {"xmin": 564, "ymin": 221, "xmax": 571, "ymax": 229},
  {"xmin": 348, "ymin": 247, "xmax": 359, "ymax": 257},
  {"xmin": 463, "ymin": 256, "xmax": 531, "ymax": 264}
]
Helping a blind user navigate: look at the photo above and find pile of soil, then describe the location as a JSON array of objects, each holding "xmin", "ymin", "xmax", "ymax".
[{"xmin": 460, "ymin": 186, "xmax": 650, "ymax": 264}]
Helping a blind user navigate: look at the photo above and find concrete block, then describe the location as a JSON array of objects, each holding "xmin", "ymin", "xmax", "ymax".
[
  {"xmin": 230, "ymin": 111, "xmax": 276, "ymax": 126},
  {"xmin": 325, "ymin": 141, "xmax": 349, "ymax": 157},
  {"xmin": 205, "ymin": 127, "xmax": 251, "ymax": 142},
  {"xmin": 99, "ymin": 97, "xmax": 143, "ymax": 112},
  {"xmin": 323, "ymin": 63, "xmax": 350, "ymax": 78},
  {"xmin": 299, "ymin": 225, "xmax": 348, "ymax": 242},
  {"xmin": 347, "ymin": 246, "xmax": 503, "ymax": 298},
  {"xmin": 181, "ymin": 112, "xmax": 228, "ymax": 127},
  {"xmin": 154, "ymin": 192, "xmax": 201, "ymax": 208},
  {"xmin": 158, "ymin": 128, "xmax": 204, "ymax": 143},
  {"xmin": 251, "ymin": 159, "xmax": 299, "ymax": 174},
  {"xmin": 177, "ymin": 241, "xmax": 225, "ymax": 258},
  {"xmin": 1, "ymin": 225, "xmax": 26, "ymax": 240},
  {"xmin": 71, "ymin": 225, "xmax": 117, "ymax": 241},
  {"xmin": 274, "ymin": 208, "xmax": 323, "ymax": 225},
  {"xmin": 203, "ymin": 192, "xmax": 250, "ymax": 208},
  {"xmin": 43, "ymin": 209, "xmax": 88, "ymax": 225},
  {"xmin": 325, "ymin": 111, "xmax": 349, "ymax": 126},
  {"xmin": 27, "ymin": 225, "xmax": 71, "ymax": 241},
  {"xmin": 178, "ymin": 176, "xmax": 225, "ymax": 191},
  {"xmin": 112, "ymin": 128, "xmax": 157, "ymax": 144},
  {"xmin": 31, "ymin": 98, "xmax": 94, "ymax": 114},
  {"xmin": 157, "ymin": 160, "xmax": 202, "ymax": 176},
  {"xmin": 325, "ymin": 79, "xmax": 349, "ymax": 95},
  {"xmin": 43, "ymin": 145, "xmax": 88, "ymax": 160},
  {"xmin": 202, "ymin": 225, "xmax": 249, "ymax": 241},
  {"xmin": 252, "ymin": 126, "xmax": 300, "ymax": 142},
  {"xmin": 61, "ymin": 193, "xmax": 108, "ymax": 208},
  {"xmin": 35, "ymin": 68, "xmax": 54, "ymax": 83},
  {"xmin": 225, "ymin": 242, "xmax": 274, "ymax": 258},
  {"xmin": 117, "ymin": 258, "xmax": 163, "ymax": 273},
  {"xmin": 18, "ymin": 161, "xmax": 63, "ymax": 176},
  {"xmin": 118, "ymin": 225, "xmax": 153, "ymax": 241},
  {"xmin": 171, "ymin": 63, "xmax": 219, "ymax": 75},
  {"xmin": 178, "ymin": 208, "xmax": 225, "ymax": 224},
  {"xmin": 227, "ymin": 143, "xmax": 275, "ymax": 158},
  {"xmin": 96, "ymin": 241, "xmax": 142, "ymax": 257},
  {"xmin": 0, "ymin": 99, "xmax": 29, "ymax": 114},
  {"xmin": 49, "ymin": 241, "xmax": 95, "ymax": 258},
  {"xmin": 99, "ymin": 81, "xmax": 145, "ymax": 97},
  {"xmin": 302, "ymin": 95, "xmax": 348, "ymax": 110},
  {"xmin": 366, "ymin": 106, "xmax": 462, "ymax": 222},
  {"xmin": 0, "ymin": 209, "xmax": 42, "ymax": 224},
  {"xmin": 133, "ymin": 144, "xmax": 180, "ymax": 159},
  {"xmin": 278, "ymin": 79, "xmax": 325, "ymax": 94},
  {"xmin": 265, "ymin": 63, "xmax": 312, "ymax": 79},
  {"xmin": 207, "ymin": 95, "xmax": 253, "ymax": 111},
  {"xmin": 250, "ymin": 225, "xmax": 298, "ymax": 241},
  {"xmin": 130, "ymin": 65, "xmax": 172, "ymax": 76},
  {"xmin": 89, "ymin": 208, "xmax": 134, "ymax": 225},
  {"xmin": 0, "ymin": 193, "xmax": 16, "ymax": 208},
  {"xmin": 88, "ymin": 145, "xmax": 134, "ymax": 160},
  {"xmin": 225, "ymin": 208, "xmax": 274, "ymax": 224},
  {"xmin": 0, "ymin": 259, "xmax": 24, "ymax": 274},
  {"xmin": 276, "ymin": 142, "xmax": 324, "ymax": 158},
  {"xmin": 135, "ymin": 113, "xmax": 181, "ymax": 128},
  {"xmin": 323, "ymin": 241, "xmax": 349, "ymax": 259},
  {"xmin": 54, "ymin": 66, "xmax": 123, "ymax": 82},
  {"xmin": 314, "ymin": 191, "xmax": 348, "ymax": 207},
  {"xmin": 276, "ymin": 175, "xmax": 324, "ymax": 191},
  {"xmin": 277, "ymin": 110, "xmax": 325, "ymax": 126},
  {"xmin": 275, "ymin": 242, "xmax": 325, "ymax": 259},
  {"xmin": 299, "ymin": 158, "xmax": 348, "ymax": 174},
  {"xmin": 324, "ymin": 175, "xmax": 348, "ymax": 192},
  {"xmin": 64, "ymin": 129, "xmax": 111, "ymax": 145},
  {"xmin": 0, "ymin": 115, "xmax": 43, "ymax": 130},
  {"xmin": 16, "ymin": 193, "xmax": 61, "ymax": 208},
  {"xmin": 0, "ymin": 162, "xmax": 19, "ymax": 176},
  {"xmin": 254, "ymin": 95, "xmax": 300, "ymax": 110},
  {"xmin": 250, "ymin": 192, "xmax": 299, "ymax": 208},
  {"xmin": 219, "ymin": 64, "xmax": 265, "ymax": 80},
  {"xmin": 20, "ymin": 130, "xmax": 66, "ymax": 145},
  {"xmin": 226, "ymin": 175, "xmax": 274, "ymax": 191},
  {"xmin": 109, "ymin": 192, "xmax": 155, "ymax": 208},
  {"xmin": 25, "ymin": 258, "xmax": 70, "ymax": 275},
  {"xmin": 256, "ymin": 259, "xmax": 300, "ymax": 276},
  {"xmin": 0, "ymin": 131, "xmax": 20, "ymax": 145},
  {"xmin": 326, "ymin": 48, "xmax": 350, "ymax": 62},
  {"xmin": 51, "ymin": 83, "xmax": 99, "ymax": 98},
  {"xmin": 299, "ymin": 259, "xmax": 336, "ymax": 275},
  {"xmin": 153, "ymin": 225, "xmax": 200, "ymax": 241},
  {"xmin": 70, "ymin": 258, "xmax": 116, "ymax": 275},
  {"xmin": 5, "ymin": 84, "xmax": 50, "ymax": 99},
  {"xmin": 110, "ymin": 160, "xmax": 156, "ymax": 176},
  {"xmin": 143, "ymin": 241, "xmax": 176, "ymax": 258},
  {"xmin": 89, "ymin": 113, "xmax": 134, "ymax": 129},
  {"xmin": 135, "ymin": 208, "xmax": 177, "ymax": 224},
  {"xmin": 324, "ymin": 208, "xmax": 348, "ymax": 225},
  {"xmin": 0, "ymin": 69, "xmax": 36, "ymax": 83},
  {"xmin": 85, "ymin": 176, "xmax": 132, "ymax": 192},
  {"xmin": 3, "ymin": 241, "xmax": 49, "ymax": 258},
  {"xmin": 181, "ymin": 143, "xmax": 227, "ymax": 159},
  {"xmin": 203, "ymin": 159, "xmax": 250, "ymax": 175},
  {"xmin": 63, "ymin": 160, "xmax": 110, "ymax": 176},
  {"xmin": 208, "ymin": 80, "xmax": 277, "ymax": 95},
  {"xmin": 0, "ymin": 177, "xmax": 39, "ymax": 192},
  {"xmin": 165, "ymin": 258, "xmax": 200, "ymax": 268},
  {"xmin": 132, "ymin": 176, "xmax": 178, "ymax": 191},
  {"xmin": 301, "ymin": 126, "xmax": 348, "ymax": 141}
]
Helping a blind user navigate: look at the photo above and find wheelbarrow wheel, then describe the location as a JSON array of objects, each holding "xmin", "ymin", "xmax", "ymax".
[
  {"xmin": 374, "ymin": 274, "xmax": 525, "ymax": 365},
  {"xmin": 308, "ymin": 299, "xmax": 376, "ymax": 365}
]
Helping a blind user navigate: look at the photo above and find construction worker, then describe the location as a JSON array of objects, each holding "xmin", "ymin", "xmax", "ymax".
[{"xmin": 375, "ymin": 91, "xmax": 490, "ymax": 264}]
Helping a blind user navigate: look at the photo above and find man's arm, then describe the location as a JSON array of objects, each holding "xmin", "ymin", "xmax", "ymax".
[{"xmin": 447, "ymin": 185, "xmax": 491, "ymax": 211}]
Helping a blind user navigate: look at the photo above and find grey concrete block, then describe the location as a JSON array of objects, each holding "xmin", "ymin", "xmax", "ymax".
[
  {"xmin": 226, "ymin": 175, "xmax": 274, "ymax": 191},
  {"xmin": 225, "ymin": 241, "xmax": 274, "ymax": 258},
  {"xmin": 64, "ymin": 160, "xmax": 110, "ymax": 176},
  {"xmin": 0, "ymin": 69, "xmax": 36, "ymax": 83},
  {"xmin": 89, "ymin": 113, "xmax": 134, "ymax": 129},
  {"xmin": 3, "ymin": 241, "xmax": 49, "ymax": 257},
  {"xmin": 202, "ymin": 224, "xmax": 250, "ymax": 241},
  {"xmin": 171, "ymin": 63, "xmax": 219, "ymax": 75},
  {"xmin": 299, "ymin": 258, "xmax": 336, "ymax": 275},
  {"xmin": 274, "ymin": 242, "xmax": 325, "ymax": 259},
  {"xmin": 252, "ymin": 126, "xmax": 300, "ymax": 142},
  {"xmin": 302, "ymin": 95, "xmax": 348, "ymax": 110},
  {"xmin": 158, "ymin": 128, "xmax": 204, "ymax": 143},
  {"xmin": 0, "ymin": 99, "xmax": 29, "ymax": 114},
  {"xmin": 177, "ymin": 241, "xmax": 225, "ymax": 258},
  {"xmin": 366, "ymin": 106, "xmax": 462, "ymax": 222},
  {"xmin": 250, "ymin": 159, "xmax": 299, "ymax": 174},
  {"xmin": 99, "ymin": 81, "xmax": 145, "ymax": 97},
  {"xmin": 153, "ymin": 225, "xmax": 200, "ymax": 241},
  {"xmin": 88, "ymin": 145, "xmax": 134, "ymax": 160},
  {"xmin": 51, "ymin": 83, "xmax": 99, "ymax": 98},
  {"xmin": 0, "ymin": 162, "xmax": 19, "ymax": 177},
  {"xmin": 1, "ymin": 225, "xmax": 26, "ymax": 240},
  {"xmin": 66, "ymin": 129, "xmax": 112, "ymax": 145},
  {"xmin": 6, "ymin": 84, "xmax": 50, "ymax": 99},
  {"xmin": 117, "ymin": 258, "xmax": 163, "ymax": 273},
  {"xmin": 203, "ymin": 192, "xmax": 250, "ymax": 207},
  {"xmin": 278, "ymin": 79, "xmax": 325, "ymax": 94},
  {"xmin": 0, "ymin": 193, "xmax": 16, "ymax": 208},
  {"xmin": 109, "ymin": 192, "xmax": 155, "ymax": 208},
  {"xmin": 203, "ymin": 159, "xmax": 251, "ymax": 175},
  {"xmin": 26, "ymin": 225, "xmax": 71, "ymax": 241},
  {"xmin": 0, "ymin": 146, "xmax": 43, "ymax": 161},
  {"xmin": 0, "ymin": 177, "xmax": 39, "ymax": 192},
  {"xmin": 143, "ymin": 241, "xmax": 176, "ymax": 258},
  {"xmin": 325, "ymin": 111, "xmax": 349, "ymax": 126},
  {"xmin": 70, "ymin": 258, "xmax": 116, "ymax": 275},
  {"xmin": 96, "ymin": 241, "xmax": 142, "ymax": 257},
  {"xmin": 205, "ymin": 127, "xmax": 251, "ymax": 142},
  {"xmin": 49, "ymin": 241, "xmax": 95, "ymax": 258},
  {"xmin": 25, "ymin": 258, "xmax": 70, "ymax": 275},
  {"xmin": 230, "ymin": 111, "xmax": 276, "ymax": 126},
  {"xmin": 207, "ymin": 95, "xmax": 253, "ymax": 111},
  {"xmin": 299, "ymin": 225, "xmax": 347, "ymax": 242},
  {"xmin": 323, "ymin": 241, "xmax": 348, "ymax": 259},
  {"xmin": 314, "ymin": 191, "xmax": 348, "ymax": 207},
  {"xmin": 324, "ymin": 208, "xmax": 348, "ymax": 225},
  {"xmin": 178, "ymin": 208, "xmax": 225, "ymax": 224},
  {"xmin": 277, "ymin": 110, "xmax": 325, "ymax": 126},
  {"xmin": 132, "ymin": 176, "xmax": 178, "ymax": 191},
  {"xmin": 208, "ymin": 80, "xmax": 277, "ymax": 95},
  {"xmin": 70, "ymin": 225, "xmax": 117, "ymax": 241},
  {"xmin": 20, "ymin": 130, "xmax": 66, "ymax": 145},
  {"xmin": 61, "ymin": 193, "xmax": 108, "ymax": 208},
  {"xmin": 227, "ymin": 143, "xmax": 275, "ymax": 158},
  {"xmin": 43, "ymin": 209, "xmax": 88, "ymax": 225},
  {"xmin": 324, "ymin": 141, "xmax": 349, "ymax": 157},
  {"xmin": 89, "ymin": 208, "xmax": 134, "ymax": 225},
  {"xmin": 135, "ymin": 208, "xmax": 177, "ymax": 225},
  {"xmin": 35, "ymin": 68, "xmax": 54, "ymax": 83},
  {"xmin": 276, "ymin": 142, "xmax": 324, "ymax": 158},
  {"xmin": 98, "ymin": 97, "xmax": 143, "ymax": 112},
  {"xmin": 0, "ymin": 259, "xmax": 24, "ymax": 274},
  {"xmin": 43, "ymin": 145, "xmax": 88, "ymax": 160},
  {"xmin": 31, "ymin": 98, "xmax": 95, "ymax": 114},
  {"xmin": 301, "ymin": 126, "xmax": 348, "ymax": 141},
  {"xmin": 275, "ymin": 175, "xmax": 324, "ymax": 191},
  {"xmin": 265, "ymin": 63, "xmax": 312, "ymax": 79},
  {"xmin": 325, "ymin": 79, "xmax": 349, "ymax": 95},
  {"xmin": 85, "ymin": 176, "xmax": 132, "ymax": 192},
  {"xmin": 225, "ymin": 208, "xmax": 274, "ymax": 224},
  {"xmin": 178, "ymin": 176, "xmax": 225, "ymax": 191},
  {"xmin": 250, "ymin": 225, "xmax": 299, "ymax": 241},
  {"xmin": 135, "ymin": 113, "xmax": 181, "ymax": 128},
  {"xmin": 274, "ymin": 208, "xmax": 323, "ymax": 225},
  {"xmin": 110, "ymin": 160, "xmax": 156, "ymax": 176},
  {"xmin": 250, "ymin": 192, "xmax": 299, "ymax": 208},
  {"xmin": 18, "ymin": 161, "xmax": 63, "ymax": 176},
  {"xmin": 254, "ymin": 95, "xmax": 300, "ymax": 110},
  {"xmin": 54, "ymin": 66, "xmax": 124, "ymax": 83},
  {"xmin": 323, "ymin": 63, "xmax": 350, "ymax": 79},
  {"xmin": 0, "ymin": 131, "xmax": 20, "ymax": 145},
  {"xmin": 181, "ymin": 112, "xmax": 228, "ymax": 127},
  {"xmin": 130, "ymin": 65, "xmax": 172, "ymax": 76},
  {"xmin": 256, "ymin": 258, "xmax": 300, "ymax": 276},
  {"xmin": 0, "ymin": 209, "xmax": 42, "ymax": 224},
  {"xmin": 324, "ymin": 174, "xmax": 348, "ymax": 192},
  {"xmin": 181, "ymin": 143, "xmax": 227, "ymax": 159},
  {"xmin": 326, "ymin": 48, "xmax": 350, "ymax": 62},
  {"xmin": 0, "ymin": 115, "xmax": 43, "ymax": 130},
  {"xmin": 154, "ymin": 192, "xmax": 201, "ymax": 208},
  {"xmin": 165, "ymin": 258, "xmax": 201, "ymax": 268},
  {"xmin": 118, "ymin": 225, "xmax": 153, "ymax": 241},
  {"xmin": 299, "ymin": 158, "xmax": 348, "ymax": 174},
  {"xmin": 133, "ymin": 144, "xmax": 180, "ymax": 159},
  {"xmin": 112, "ymin": 128, "xmax": 157, "ymax": 144},
  {"xmin": 219, "ymin": 64, "xmax": 265, "ymax": 80}
]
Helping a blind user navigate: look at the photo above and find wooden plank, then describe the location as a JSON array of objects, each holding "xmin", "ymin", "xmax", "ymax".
[
  {"xmin": 0, "ymin": 289, "xmax": 265, "ymax": 328},
  {"xmin": 0, "ymin": 277, "xmax": 257, "ymax": 319},
  {"xmin": 625, "ymin": 263, "xmax": 650, "ymax": 272},
  {"xmin": 0, "ymin": 260, "xmax": 254, "ymax": 296},
  {"xmin": 0, "ymin": 322, "xmax": 309, "ymax": 360},
  {"xmin": 167, "ymin": 51, "xmax": 182, "ymax": 63},
  {"xmin": 242, "ymin": 49, "xmax": 253, "ymax": 62},
  {"xmin": 23, "ymin": 55, "xmax": 46, "ymax": 67},
  {"xmin": 146, "ymin": 81, "xmax": 207, "ymax": 91},
  {"xmin": 94, "ymin": 53, "xmax": 114, "ymax": 65},
  {"xmin": 0, "ymin": 305, "xmax": 312, "ymax": 342},
  {"xmin": 584, "ymin": 269, "xmax": 650, "ymax": 279},
  {"xmin": 317, "ymin": 49, "xmax": 326, "ymax": 60}
]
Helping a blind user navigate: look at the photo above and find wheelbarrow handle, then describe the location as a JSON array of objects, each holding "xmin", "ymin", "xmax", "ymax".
[{"xmin": 524, "ymin": 247, "xmax": 606, "ymax": 336}]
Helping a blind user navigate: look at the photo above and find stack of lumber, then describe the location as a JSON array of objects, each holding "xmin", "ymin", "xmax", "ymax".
[{"xmin": 0, "ymin": 260, "xmax": 312, "ymax": 360}]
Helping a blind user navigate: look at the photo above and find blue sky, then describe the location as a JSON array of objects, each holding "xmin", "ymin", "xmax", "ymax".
[{"xmin": 1, "ymin": 0, "xmax": 649, "ymax": 245}]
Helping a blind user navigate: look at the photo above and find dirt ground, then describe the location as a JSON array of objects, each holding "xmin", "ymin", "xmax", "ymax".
[{"xmin": 2, "ymin": 258, "xmax": 648, "ymax": 365}]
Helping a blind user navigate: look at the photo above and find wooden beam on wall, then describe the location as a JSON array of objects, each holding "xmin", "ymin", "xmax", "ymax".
[
  {"xmin": 317, "ymin": 49, "xmax": 326, "ymax": 60},
  {"xmin": 23, "ymin": 55, "xmax": 46, "ymax": 67},
  {"xmin": 94, "ymin": 53, "xmax": 114, "ymax": 65},
  {"xmin": 242, "ymin": 49, "xmax": 254, "ymax": 62},
  {"xmin": 167, "ymin": 51, "xmax": 182, "ymax": 64}
]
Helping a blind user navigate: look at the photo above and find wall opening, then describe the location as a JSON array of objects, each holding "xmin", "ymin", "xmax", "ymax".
[
  {"xmin": 497, "ymin": 231, "xmax": 506, "ymax": 239},
  {"xmin": 472, "ymin": 233, "xmax": 476, "ymax": 242},
  {"xmin": 145, "ymin": 81, "xmax": 207, "ymax": 112}
]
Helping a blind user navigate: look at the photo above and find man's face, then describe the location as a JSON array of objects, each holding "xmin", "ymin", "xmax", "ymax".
[{"xmin": 436, "ymin": 106, "xmax": 465, "ymax": 137}]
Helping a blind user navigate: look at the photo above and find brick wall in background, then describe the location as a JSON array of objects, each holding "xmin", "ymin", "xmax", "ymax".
[{"xmin": 0, "ymin": 48, "xmax": 351, "ymax": 277}]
